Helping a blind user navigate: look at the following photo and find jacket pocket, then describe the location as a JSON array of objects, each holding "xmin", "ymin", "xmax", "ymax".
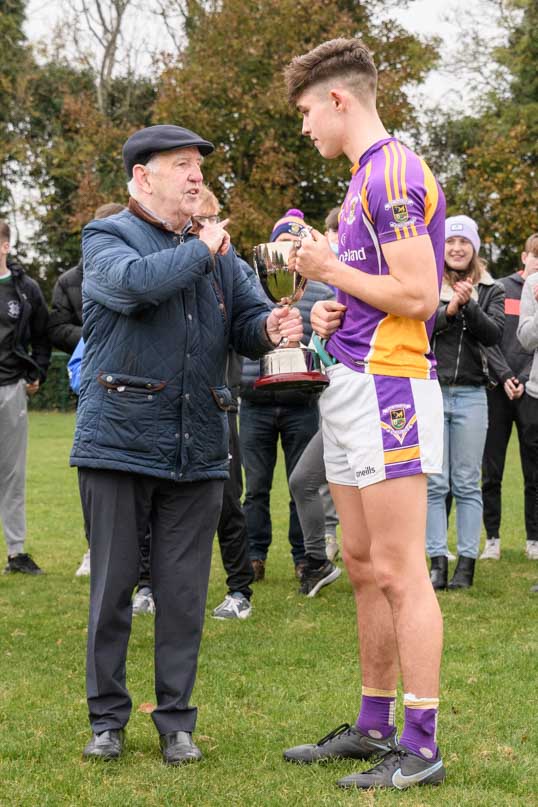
[
  {"xmin": 210, "ymin": 385, "xmax": 236, "ymax": 412},
  {"xmin": 96, "ymin": 371, "xmax": 166, "ymax": 453}
]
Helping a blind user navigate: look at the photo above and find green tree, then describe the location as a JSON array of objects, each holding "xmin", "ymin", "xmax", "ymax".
[
  {"xmin": 153, "ymin": 0, "xmax": 439, "ymax": 254},
  {"xmin": 424, "ymin": 0, "xmax": 538, "ymax": 276},
  {"xmin": 0, "ymin": 0, "xmax": 32, "ymax": 213}
]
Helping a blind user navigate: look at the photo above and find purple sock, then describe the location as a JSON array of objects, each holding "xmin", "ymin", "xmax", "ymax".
[
  {"xmin": 399, "ymin": 697, "xmax": 439, "ymax": 760},
  {"xmin": 356, "ymin": 687, "xmax": 396, "ymax": 740}
]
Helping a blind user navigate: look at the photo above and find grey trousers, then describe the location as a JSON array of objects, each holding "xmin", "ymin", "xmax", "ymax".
[
  {"xmin": 78, "ymin": 468, "xmax": 224, "ymax": 735},
  {"xmin": 0, "ymin": 380, "xmax": 27, "ymax": 555},
  {"xmin": 289, "ymin": 428, "xmax": 339, "ymax": 561}
]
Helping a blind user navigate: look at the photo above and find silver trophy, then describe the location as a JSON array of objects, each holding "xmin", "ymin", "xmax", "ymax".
[{"xmin": 252, "ymin": 240, "xmax": 328, "ymax": 391}]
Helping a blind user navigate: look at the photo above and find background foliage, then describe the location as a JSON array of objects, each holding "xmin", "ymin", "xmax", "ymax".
[{"xmin": 0, "ymin": 0, "xmax": 537, "ymax": 292}]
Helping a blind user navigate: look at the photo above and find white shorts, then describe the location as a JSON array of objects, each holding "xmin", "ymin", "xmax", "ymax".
[{"xmin": 320, "ymin": 363, "xmax": 443, "ymax": 489}]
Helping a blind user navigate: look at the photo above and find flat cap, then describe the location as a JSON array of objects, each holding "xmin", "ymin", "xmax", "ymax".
[{"xmin": 122, "ymin": 124, "xmax": 214, "ymax": 177}]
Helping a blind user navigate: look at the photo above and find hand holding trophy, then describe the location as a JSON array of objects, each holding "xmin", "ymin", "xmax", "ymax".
[{"xmin": 252, "ymin": 213, "xmax": 329, "ymax": 391}]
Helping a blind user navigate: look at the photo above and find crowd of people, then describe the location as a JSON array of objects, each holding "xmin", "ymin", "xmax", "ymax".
[{"xmin": 1, "ymin": 35, "xmax": 537, "ymax": 789}]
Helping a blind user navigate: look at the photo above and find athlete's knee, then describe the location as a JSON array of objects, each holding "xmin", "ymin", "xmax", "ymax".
[{"xmin": 343, "ymin": 547, "xmax": 373, "ymax": 589}]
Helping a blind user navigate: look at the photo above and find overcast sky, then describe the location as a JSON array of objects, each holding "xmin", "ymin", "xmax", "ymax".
[{"xmin": 24, "ymin": 0, "xmax": 489, "ymax": 108}]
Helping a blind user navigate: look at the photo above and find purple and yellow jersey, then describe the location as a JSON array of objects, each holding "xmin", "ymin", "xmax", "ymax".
[{"xmin": 327, "ymin": 137, "xmax": 446, "ymax": 379}]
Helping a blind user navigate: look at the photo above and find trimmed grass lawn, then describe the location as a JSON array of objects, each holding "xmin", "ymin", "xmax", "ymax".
[{"xmin": 1, "ymin": 412, "xmax": 537, "ymax": 806}]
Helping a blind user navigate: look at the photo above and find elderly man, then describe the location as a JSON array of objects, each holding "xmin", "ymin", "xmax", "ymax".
[{"xmin": 72, "ymin": 124, "xmax": 302, "ymax": 764}]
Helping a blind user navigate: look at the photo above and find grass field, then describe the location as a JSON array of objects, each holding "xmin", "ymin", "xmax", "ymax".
[{"xmin": 1, "ymin": 412, "xmax": 537, "ymax": 806}]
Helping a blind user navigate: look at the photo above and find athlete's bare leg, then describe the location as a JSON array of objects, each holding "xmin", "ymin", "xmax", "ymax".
[
  {"xmin": 332, "ymin": 474, "xmax": 443, "ymax": 696},
  {"xmin": 330, "ymin": 483, "xmax": 399, "ymax": 691}
]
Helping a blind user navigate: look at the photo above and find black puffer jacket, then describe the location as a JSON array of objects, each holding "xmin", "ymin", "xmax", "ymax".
[
  {"xmin": 47, "ymin": 260, "xmax": 83, "ymax": 353},
  {"xmin": 5, "ymin": 259, "xmax": 51, "ymax": 382},
  {"xmin": 432, "ymin": 272, "xmax": 505, "ymax": 386}
]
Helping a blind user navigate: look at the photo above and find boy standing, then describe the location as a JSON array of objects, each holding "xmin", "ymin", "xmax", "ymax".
[
  {"xmin": 0, "ymin": 220, "xmax": 50, "ymax": 574},
  {"xmin": 282, "ymin": 39, "xmax": 446, "ymax": 790}
]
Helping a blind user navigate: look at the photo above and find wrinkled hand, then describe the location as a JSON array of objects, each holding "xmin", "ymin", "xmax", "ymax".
[
  {"xmin": 288, "ymin": 229, "xmax": 335, "ymax": 282},
  {"xmin": 26, "ymin": 380, "xmax": 40, "ymax": 396},
  {"xmin": 504, "ymin": 377, "xmax": 524, "ymax": 400},
  {"xmin": 311, "ymin": 299, "xmax": 346, "ymax": 339},
  {"xmin": 198, "ymin": 218, "xmax": 231, "ymax": 256},
  {"xmin": 265, "ymin": 306, "xmax": 303, "ymax": 346}
]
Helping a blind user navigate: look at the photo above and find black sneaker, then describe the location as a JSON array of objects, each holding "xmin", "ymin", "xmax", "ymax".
[
  {"xmin": 337, "ymin": 744, "xmax": 445, "ymax": 790},
  {"xmin": 3, "ymin": 553, "xmax": 44, "ymax": 575},
  {"xmin": 284, "ymin": 723, "xmax": 398, "ymax": 764},
  {"xmin": 299, "ymin": 560, "xmax": 342, "ymax": 597}
]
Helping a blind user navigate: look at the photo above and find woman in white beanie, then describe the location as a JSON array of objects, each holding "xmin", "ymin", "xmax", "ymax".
[{"xmin": 426, "ymin": 216, "xmax": 505, "ymax": 589}]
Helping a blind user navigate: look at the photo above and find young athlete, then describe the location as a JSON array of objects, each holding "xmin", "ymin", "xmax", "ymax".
[{"xmin": 282, "ymin": 38, "xmax": 447, "ymax": 790}]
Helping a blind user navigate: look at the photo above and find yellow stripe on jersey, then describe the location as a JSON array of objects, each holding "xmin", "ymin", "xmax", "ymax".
[
  {"xmin": 390, "ymin": 141, "xmax": 400, "ymax": 202},
  {"xmin": 365, "ymin": 315, "xmax": 432, "ymax": 379},
  {"xmin": 361, "ymin": 160, "xmax": 373, "ymax": 223},
  {"xmin": 383, "ymin": 445, "xmax": 421, "ymax": 466},
  {"xmin": 420, "ymin": 158, "xmax": 439, "ymax": 225},
  {"xmin": 397, "ymin": 142, "xmax": 416, "ymax": 237},
  {"xmin": 383, "ymin": 145, "xmax": 401, "ymax": 241}
]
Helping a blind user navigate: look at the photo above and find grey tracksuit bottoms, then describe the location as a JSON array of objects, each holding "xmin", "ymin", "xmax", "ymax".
[{"xmin": 0, "ymin": 380, "xmax": 28, "ymax": 555}]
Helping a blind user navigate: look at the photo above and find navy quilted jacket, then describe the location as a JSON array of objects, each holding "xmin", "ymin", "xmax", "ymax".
[{"xmin": 70, "ymin": 209, "xmax": 272, "ymax": 481}]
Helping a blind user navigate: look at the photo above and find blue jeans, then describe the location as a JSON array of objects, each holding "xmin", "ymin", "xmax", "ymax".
[
  {"xmin": 239, "ymin": 399, "xmax": 319, "ymax": 564},
  {"xmin": 426, "ymin": 386, "xmax": 488, "ymax": 559}
]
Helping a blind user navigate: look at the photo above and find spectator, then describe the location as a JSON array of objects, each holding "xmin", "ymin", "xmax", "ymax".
[
  {"xmin": 427, "ymin": 216, "xmax": 504, "ymax": 590},
  {"xmin": 48, "ymin": 203, "xmax": 125, "ymax": 354},
  {"xmin": 198, "ymin": 186, "xmax": 257, "ymax": 620},
  {"xmin": 48, "ymin": 202, "xmax": 125, "ymax": 578},
  {"xmin": 73, "ymin": 124, "xmax": 301, "ymax": 764},
  {"xmin": 516, "ymin": 249, "xmax": 538, "ymax": 564},
  {"xmin": 0, "ymin": 219, "xmax": 51, "ymax": 575},
  {"xmin": 239, "ymin": 209, "xmax": 333, "ymax": 583},
  {"xmin": 132, "ymin": 184, "xmax": 259, "ymax": 620},
  {"xmin": 324, "ymin": 205, "xmax": 340, "ymax": 256},
  {"xmin": 288, "ymin": 205, "xmax": 342, "ymax": 595},
  {"xmin": 481, "ymin": 233, "xmax": 538, "ymax": 560}
]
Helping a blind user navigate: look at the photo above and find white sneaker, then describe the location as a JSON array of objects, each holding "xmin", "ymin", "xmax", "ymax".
[
  {"xmin": 132, "ymin": 587, "xmax": 155, "ymax": 615},
  {"xmin": 75, "ymin": 550, "xmax": 91, "ymax": 577},
  {"xmin": 480, "ymin": 538, "xmax": 501, "ymax": 560},
  {"xmin": 446, "ymin": 550, "xmax": 456, "ymax": 561},
  {"xmin": 325, "ymin": 535, "xmax": 340, "ymax": 562},
  {"xmin": 212, "ymin": 592, "xmax": 252, "ymax": 620},
  {"xmin": 525, "ymin": 540, "xmax": 538, "ymax": 560}
]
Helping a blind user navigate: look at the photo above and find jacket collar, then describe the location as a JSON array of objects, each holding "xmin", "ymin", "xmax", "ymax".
[{"xmin": 128, "ymin": 197, "xmax": 192, "ymax": 238}]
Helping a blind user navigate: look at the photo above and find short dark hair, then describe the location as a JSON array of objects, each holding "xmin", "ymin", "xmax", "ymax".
[
  {"xmin": 285, "ymin": 37, "xmax": 377, "ymax": 105},
  {"xmin": 0, "ymin": 220, "xmax": 11, "ymax": 243},
  {"xmin": 325, "ymin": 206, "xmax": 340, "ymax": 232}
]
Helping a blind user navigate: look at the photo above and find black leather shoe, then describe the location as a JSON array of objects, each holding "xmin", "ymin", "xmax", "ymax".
[
  {"xmin": 82, "ymin": 729, "xmax": 124, "ymax": 760},
  {"xmin": 430, "ymin": 556, "xmax": 448, "ymax": 591},
  {"xmin": 160, "ymin": 731, "xmax": 202, "ymax": 765},
  {"xmin": 448, "ymin": 556, "xmax": 475, "ymax": 589}
]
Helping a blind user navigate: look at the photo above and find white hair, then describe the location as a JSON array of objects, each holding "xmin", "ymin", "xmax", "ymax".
[{"xmin": 127, "ymin": 154, "xmax": 161, "ymax": 197}]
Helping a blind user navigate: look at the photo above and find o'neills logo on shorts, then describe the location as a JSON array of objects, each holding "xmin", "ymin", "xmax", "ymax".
[{"xmin": 356, "ymin": 466, "xmax": 376, "ymax": 478}]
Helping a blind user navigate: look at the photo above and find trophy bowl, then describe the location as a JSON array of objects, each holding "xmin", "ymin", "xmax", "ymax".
[
  {"xmin": 252, "ymin": 241, "xmax": 306, "ymax": 305},
  {"xmin": 252, "ymin": 241, "xmax": 329, "ymax": 392}
]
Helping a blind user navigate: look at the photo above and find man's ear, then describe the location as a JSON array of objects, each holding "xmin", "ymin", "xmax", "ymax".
[
  {"xmin": 132, "ymin": 164, "xmax": 153, "ymax": 194},
  {"xmin": 521, "ymin": 252, "xmax": 528, "ymax": 265},
  {"xmin": 0, "ymin": 241, "xmax": 10, "ymax": 255},
  {"xmin": 329, "ymin": 88, "xmax": 348, "ymax": 111}
]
